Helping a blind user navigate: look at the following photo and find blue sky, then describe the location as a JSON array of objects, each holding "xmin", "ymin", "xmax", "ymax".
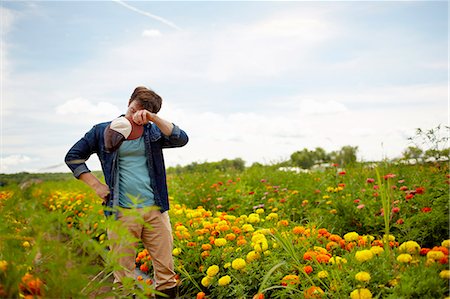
[{"xmin": 1, "ymin": 1, "xmax": 448, "ymax": 173}]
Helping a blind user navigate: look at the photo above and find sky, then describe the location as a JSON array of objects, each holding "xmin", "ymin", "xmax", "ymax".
[{"xmin": 1, "ymin": 0, "xmax": 448, "ymax": 174}]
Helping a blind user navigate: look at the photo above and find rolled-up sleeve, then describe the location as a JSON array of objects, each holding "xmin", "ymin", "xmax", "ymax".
[
  {"xmin": 162, "ymin": 124, "xmax": 188, "ymax": 148},
  {"xmin": 65, "ymin": 126, "xmax": 98, "ymax": 178}
]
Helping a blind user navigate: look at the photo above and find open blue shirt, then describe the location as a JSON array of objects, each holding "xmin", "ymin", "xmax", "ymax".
[{"xmin": 65, "ymin": 119, "xmax": 188, "ymax": 216}]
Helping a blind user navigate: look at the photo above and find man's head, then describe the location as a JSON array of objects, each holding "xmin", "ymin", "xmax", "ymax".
[{"xmin": 129, "ymin": 86, "xmax": 162, "ymax": 114}]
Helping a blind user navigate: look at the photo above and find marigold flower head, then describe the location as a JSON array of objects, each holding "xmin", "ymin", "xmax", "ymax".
[
  {"xmin": 317, "ymin": 271, "xmax": 328, "ymax": 279},
  {"xmin": 172, "ymin": 248, "xmax": 182, "ymax": 256},
  {"xmin": 369, "ymin": 246, "xmax": 384, "ymax": 256},
  {"xmin": 350, "ymin": 288, "xmax": 373, "ymax": 299},
  {"xmin": 399, "ymin": 241, "xmax": 421, "ymax": 255},
  {"xmin": 218, "ymin": 275, "xmax": 231, "ymax": 286},
  {"xmin": 246, "ymin": 251, "xmax": 260, "ymax": 263},
  {"xmin": 201, "ymin": 276, "xmax": 212, "ymax": 287},
  {"xmin": 281, "ymin": 274, "xmax": 300, "ymax": 285},
  {"xmin": 355, "ymin": 250, "xmax": 374, "ymax": 262},
  {"xmin": 214, "ymin": 238, "xmax": 227, "ymax": 247},
  {"xmin": 206, "ymin": 265, "xmax": 220, "ymax": 277},
  {"xmin": 427, "ymin": 250, "xmax": 445, "ymax": 261},
  {"xmin": 231, "ymin": 258, "xmax": 246, "ymax": 270},
  {"xmin": 355, "ymin": 271, "xmax": 371, "ymax": 282},
  {"xmin": 0, "ymin": 260, "xmax": 7, "ymax": 272},
  {"xmin": 439, "ymin": 270, "xmax": 450, "ymax": 279},
  {"xmin": 396, "ymin": 253, "xmax": 413, "ymax": 263},
  {"xmin": 242, "ymin": 224, "xmax": 254, "ymax": 232},
  {"xmin": 442, "ymin": 240, "xmax": 450, "ymax": 248},
  {"xmin": 304, "ymin": 286, "xmax": 325, "ymax": 299},
  {"xmin": 344, "ymin": 232, "xmax": 360, "ymax": 242},
  {"xmin": 329, "ymin": 256, "xmax": 347, "ymax": 265}
]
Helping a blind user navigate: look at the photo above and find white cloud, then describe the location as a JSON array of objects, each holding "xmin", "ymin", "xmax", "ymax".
[
  {"xmin": 55, "ymin": 98, "xmax": 121, "ymax": 119},
  {"xmin": 298, "ymin": 99, "xmax": 348, "ymax": 116},
  {"xmin": 0, "ymin": 155, "xmax": 32, "ymax": 172},
  {"xmin": 142, "ymin": 29, "xmax": 162, "ymax": 38}
]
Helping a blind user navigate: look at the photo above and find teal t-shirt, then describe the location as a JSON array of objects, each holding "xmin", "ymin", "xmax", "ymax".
[{"xmin": 118, "ymin": 137, "xmax": 155, "ymax": 208}]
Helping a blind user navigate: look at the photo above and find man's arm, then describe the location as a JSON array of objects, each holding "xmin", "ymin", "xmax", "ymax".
[
  {"xmin": 79, "ymin": 172, "xmax": 110, "ymax": 202},
  {"xmin": 133, "ymin": 110, "xmax": 174, "ymax": 136}
]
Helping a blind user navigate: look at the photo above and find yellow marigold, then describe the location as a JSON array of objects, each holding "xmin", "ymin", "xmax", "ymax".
[
  {"xmin": 202, "ymin": 244, "xmax": 212, "ymax": 251},
  {"xmin": 232, "ymin": 258, "xmax": 247, "ymax": 270},
  {"xmin": 370, "ymin": 246, "xmax": 384, "ymax": 256},
  {"xmin": 242, "ymin": 224, "xmax": 255, "ymax": 232},
  {"xmin": 218, "ymin": 275, "xmax": 231, "ymax": 286},
  {"xmin": 442, "ymin": 239, "xmax": 450, "ymax": 248},
  {"xmin": 427, "ymin": 250, "xmax": 445, "ymax": 261},
  {"xmin": 277, "ymin": 220, "xmax": 289, "ymax": 227},
  {"xmin": 206, "ymin": 265, "xmax": 220, "ymax": 277},
  {"xmin": 224, "ymin": 262, "xmax": 231, "ymax": 269},
  {"xmin": 350, "ymin": 288, "xmax": 372, "ymax": 299},
  {"xmin": 329, "ymin": 209, "xmax": 337, "ymax": 214},
  {"xmin": 440, "ymin": 270, "xmax": 450, "ymax": 279},
  {"xmin": 355, "ymin": 271, "xmax": 371, "ymax": 282},
  {"xmin": 344, "ymin": 232, "xmax": 359, "ymax": 242},
  {"xmin": 0, "ymin": 260, "xmax": 7, "ymax": 272},
  {"xmin": 256, "ymin": 208, "xmax": 265, "ymax": 214},
  {"xmin": 172, "ymin": 248, "xmax": 182, "ymax": 256},
  {"xmin": 246, "ymin": 251, "xmax": 260, "ymax": 263},
  {"xmin": 282, "ymin": 274, "xmax": 300, "ymax": 285},
  {"xmin": 355, "ymin": 250, "xmax": 374, "ymax": 262},
  {"xmin": 396, "ymin": 253, "xmax": 413, "ymax": 263},
  {"xmin": 317, "ymin": 271, "xmax": 328, "ymax": 279},
  {"xmin": 214, "ymin": 238, "xmax": 227, "ymax": 247},
  {"xmin": 383, "ymin": 234, "xmax": 395, "ymax": 242},
  {"xmin": 399, "ymin": 241, "xmax": 421, "ymax": 255},
  {"xmin": 201, "ymin": 276, "xmax": 212, "ymax": 287},
  {"xmin": 329, "ymin": 256, "xmax": 347, "ymax": 265}
]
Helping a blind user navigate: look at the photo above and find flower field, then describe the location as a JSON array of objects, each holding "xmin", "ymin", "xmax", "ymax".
[{"xmin": 0, "ymin": 162, "xmax": 449, "ymax": 298}]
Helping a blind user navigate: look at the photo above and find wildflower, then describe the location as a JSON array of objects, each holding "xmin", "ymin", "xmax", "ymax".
[
  {"xmin": 172, "ymin": 248, "xmax": 182, "ymax": 256},
  {"xmin": 218, "ymin": 275, "xmax": 231, "ymax": 286},
  {"xmin": 317, "ymin": 271, "xmax": 328, "ymax": 279},
  {"xmin": 366, "ymin": 178, "xmax": 375, "ymax": 183},
  {"xmin": 399, "ymin": 241, "xmax": 421, "ymax": 255},
  {"xmin": 22, "ymin": 241, "xmax": 31, "ymax": 248},
  {"xmin": 421, "ymin": 207, "xmax": 432, "ymax": 213},
  {"xmin": 420, "ymin": 248, "xmax": 431, "ymax": 256},
  {"xmin": 293, "ymin": 226, "xmax": 305, "ymax": 234},
  {"xmin": 350, "ymin": 288, "xmax": 372, "ymax": 299},
  {"xmin": 405, "ymin": 194, "xmax": 414, "ymax": 200},
  {"xmin": 201, "ymin": 276, "xmax": 212, "ymax": 287},
  {"xmin": 231, "ymin": 258, "xmax": 246, "ymax": 270},
  {"xmin": 355, "ymin": 250, "xmax": 374, "ymax": 262},
  {"xmin": 338, "ymin": 171, "xmax": 346, "ymax": 175},
  {"xmin": 391, "ymin": 207, "xmax": 400, "ymax": 213},
  {"xmin": 329, "ymin": 209, "xmax": 337, "ymax": 214},
  {"xmin": 214, "ymin": 238, "xmax": 227, "ymax": 247},
  {"xmin": 242, "ymin": 224, "xmax": 255, "ymax": 232},
  {"xmin": 396, "ymin": 254, "xmax": 413, "ymax": 263},
  {"xmin": 202, "ymin": 244, "xmax": 212, "ymax": 251},
  {"xmin": 357, "ymin": 204, "xmax": 365, "ymax": 209},
  {"xmin": 439, "ymin": 270, "xmax": 450, "ymax": 279},
  {"xmin": 255, "ymin": 208, "xmax": 264, "ymax": 214},
  {"xmin": 355, "ymin": 272, "xmax": 371, "ymax": 282},
  {"xmin": 396, "ymin": 218, "xmax": 404, "ymax": 225},
  {"xmin": 253, "ymin": 293, "xmax": 264, "ymax": 299}
]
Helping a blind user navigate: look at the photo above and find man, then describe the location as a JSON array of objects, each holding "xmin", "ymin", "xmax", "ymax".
[{"xmin": 65, "ymin": 86, "xmax": 188, "ymax": 298}]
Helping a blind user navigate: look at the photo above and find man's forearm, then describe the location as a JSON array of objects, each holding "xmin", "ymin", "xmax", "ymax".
[{"xmin": 151, "ymin": 114, "xmax": 174, "ymax": 136}]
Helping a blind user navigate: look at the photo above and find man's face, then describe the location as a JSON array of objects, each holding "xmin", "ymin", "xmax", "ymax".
[{"xmin": 125, "ymin": 100, "xmax": 144, "ymax": 119}]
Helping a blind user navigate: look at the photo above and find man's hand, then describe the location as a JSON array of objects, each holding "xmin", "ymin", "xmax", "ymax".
[
  {"xmin": 79, "ymin": 172, "xmax": 110, "ymax": 203},
  {"xmin": 132, "ymin": 110, "xmax": 174, "ymax": 136}
]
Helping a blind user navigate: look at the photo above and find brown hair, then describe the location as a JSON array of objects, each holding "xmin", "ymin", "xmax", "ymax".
[{"xmin": 129, "ymin": 86, "xmax": 162, "ymax": 114}]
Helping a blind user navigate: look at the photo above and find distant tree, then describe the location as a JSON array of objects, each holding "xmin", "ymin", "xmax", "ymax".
[
  {"xmin": 402, "ymin": 146, "xmax": 423, "ymax": 163},
  {"xmin": 290, "ymin": 148, "xmax": 316, "ymax": 169},
  {"xmin": 330, "ymin": 146, "xmax": 358, "ymax": 166}
]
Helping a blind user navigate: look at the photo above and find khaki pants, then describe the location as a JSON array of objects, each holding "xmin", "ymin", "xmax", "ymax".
[{"xmin": 107, "ymin": 207, "xmax": 177, "ymax": 291}]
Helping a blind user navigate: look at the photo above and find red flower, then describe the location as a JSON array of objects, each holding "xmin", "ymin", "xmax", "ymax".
[
  {"xmin": 338, "ymin": 171, "xmax": 346, "ymax": 175},
  {"xmin": 354, "ymin": 199, "xmax": 360, "ymax": 203},
  {"xmin": 421, "ymin": 207, "xmax": 432, "ymax": 213},
  {"xmin": 396, "ymin": 218, "xmax": 404, "ymax": 225},
  {"xmin": 420, "ymin": 248, "xmax": 431, "ymax": 256},
  {"xmin": 373, "ymin": 185, "xmax": 379, "ymax": 190},
  {"xmin": 405, "ymin": 194, "xmax": 414, "ymax": 200},
  {"xmin": 399, "ymin": 186, "xmax": 408, "ymax": 191},
  {"xmin": 303, "ymin": 265, "xmax": 313, "ymax": 274},
  {"xmin": 366, "ymin": 178, "xmax": 375, "ymax": 183},
  {"xmin": 415, "ymin": 187, "xmax": 425, "ymax": 194},
  {"xmin": 332, "ymin": 163, "xmax": 339, "ymax": 167},
  {"xmin": 391, "ymin": 207, "xmax": 400, "ymax": 213},
  {"xmin": 383, "ymin": 173, "xmax": 396, "ymax": 180}
]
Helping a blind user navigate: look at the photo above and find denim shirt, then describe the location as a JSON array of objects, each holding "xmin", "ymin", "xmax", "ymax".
[{"xmin": 65, "ymin": 120, "xmax": 188, "ymax": 216}]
